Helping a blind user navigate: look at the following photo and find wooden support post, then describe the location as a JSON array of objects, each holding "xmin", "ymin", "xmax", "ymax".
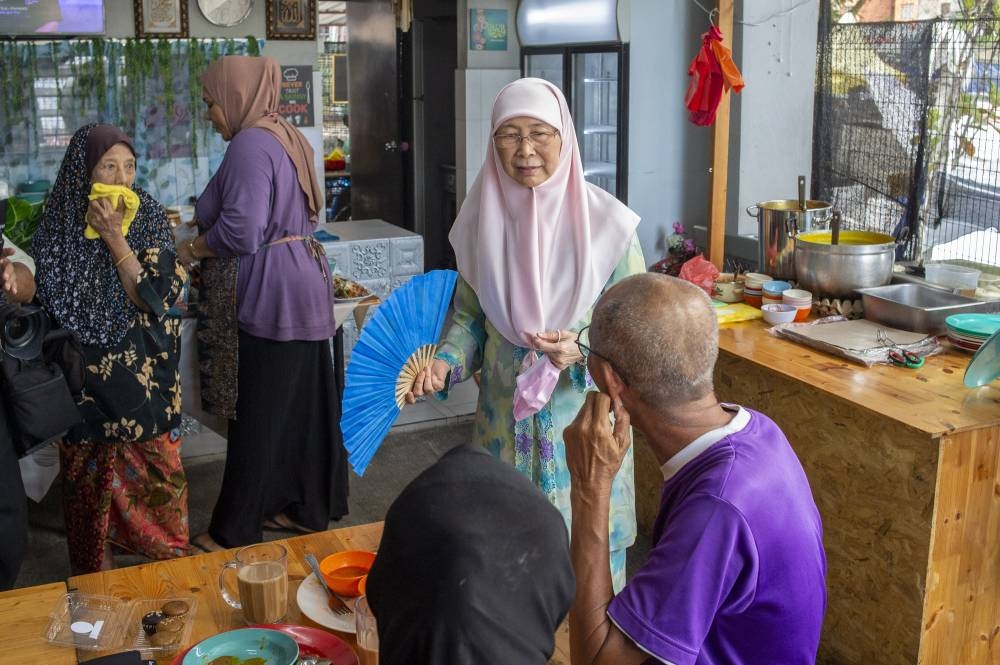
[{"xmin": 707, "ymin": 0, "xmax": 735, "ymax": 270}]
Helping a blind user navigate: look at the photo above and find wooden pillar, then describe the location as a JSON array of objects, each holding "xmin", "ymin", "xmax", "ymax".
[{"xmin": 707, "ymin": 0, "xmax": 735, "ymax": 269}]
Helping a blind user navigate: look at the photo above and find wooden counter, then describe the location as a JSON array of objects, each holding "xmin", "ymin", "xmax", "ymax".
[{"xmin": 636, "ymin": 320, "xmax": 1000, "ymax": 665}]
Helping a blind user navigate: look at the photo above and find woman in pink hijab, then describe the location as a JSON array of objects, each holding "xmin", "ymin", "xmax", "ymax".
[{"xmin": 408, "ymin": 77, "xmax": 644, "ymax": 589}]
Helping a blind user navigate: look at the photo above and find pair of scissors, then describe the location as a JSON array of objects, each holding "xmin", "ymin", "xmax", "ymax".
[
  {"xmin": 888, "ymin": 348, "xmax": 925, "ymax": 368},
  {"xmin": 876, "ymin": 329, "xmax": 925, "ymax": 369}
]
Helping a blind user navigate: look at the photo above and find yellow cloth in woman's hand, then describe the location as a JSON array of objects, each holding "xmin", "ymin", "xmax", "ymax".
[{"xmin": 85, "ymin": 183, "xmax": 140, "ymax": 239}]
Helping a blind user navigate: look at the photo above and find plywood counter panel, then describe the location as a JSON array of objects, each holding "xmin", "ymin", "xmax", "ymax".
[{"xmin": 636, "ymin": 320, "xmax": 1000, "ymax": 665}]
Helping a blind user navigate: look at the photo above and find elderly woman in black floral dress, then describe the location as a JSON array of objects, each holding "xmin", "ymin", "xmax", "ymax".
[{"xmin": 33, "ymin": 123, "xmax": 189, "ymax": 574}]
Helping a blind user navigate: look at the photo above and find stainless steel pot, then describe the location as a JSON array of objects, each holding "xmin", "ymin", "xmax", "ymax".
[
  {"xmin": 794, "ymin": 230, "xmax": 897, "ymax": 297},
  {"xmin": 746, "ymin": 199, "xmax": 832, "ymax": 280}
]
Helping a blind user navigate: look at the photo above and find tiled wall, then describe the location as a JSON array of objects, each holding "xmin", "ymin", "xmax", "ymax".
[
  {"xmin": 455, "ymin": 68, "xmax": 520, "ymax": 202},
  {"xmin": 321, "ymin": 233, "xmax": 424, "ymax": 360}
]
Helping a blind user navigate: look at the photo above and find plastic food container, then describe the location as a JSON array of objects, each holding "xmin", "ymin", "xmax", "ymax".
[
  {"xmin": 925, "ymin": 263, "xmax": 981, "ymax": 293},
  {"xmin": 44, "ymin": 592, "xmax": 197, "ymax": 657},
  {"xmin": 44, "ymin": 593, "xmax": 128, "ymax": 652},
  {"xmin": 977, "ymin": 273, "xmax": 1000, "ymax": 299}
]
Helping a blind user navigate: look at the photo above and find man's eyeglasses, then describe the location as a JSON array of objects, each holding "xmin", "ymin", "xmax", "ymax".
[
  {"xmin": 492, "ymin": 130, "xmax": 559, "ymax": 149},
  {"xmin": 576, "ymin": 325, "xmax": 628, "ymax": 385}
]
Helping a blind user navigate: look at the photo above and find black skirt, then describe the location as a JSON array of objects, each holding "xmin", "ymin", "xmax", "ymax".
[{"xmin": 208, "ymin": 330, "xmax": 349, "ymax": 547}]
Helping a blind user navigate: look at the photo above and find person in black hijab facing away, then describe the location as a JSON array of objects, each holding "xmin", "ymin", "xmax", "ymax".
[{"xmin": 366, "ymin": 444, "xmax": 575, "ymax": 665}]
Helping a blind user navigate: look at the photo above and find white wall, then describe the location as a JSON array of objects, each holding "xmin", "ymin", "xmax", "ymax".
[
  {"xmin": 627, "ymin": 0, "xmax": 820, "ymax": 265},
  {"xmin": 625, "ymin": 0, "xmax": 712, "ymax": 265},
  {"xmin": 733, "ymin": 0, "xmax": 820, "ymax": 236}
]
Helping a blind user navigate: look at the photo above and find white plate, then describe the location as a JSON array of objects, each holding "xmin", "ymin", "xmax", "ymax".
[
  {"xmin": 296, "ymin": 572, "xmax": 357, "ymax": 633},
  {"xmin": 333, "ymin": 294, "xmax": 372, "ymax": 303}
]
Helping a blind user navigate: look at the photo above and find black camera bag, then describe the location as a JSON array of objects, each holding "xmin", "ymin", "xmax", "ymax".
[{"xmin": 0, "ymin": 313, "xmax": 85, "ymax": 458}]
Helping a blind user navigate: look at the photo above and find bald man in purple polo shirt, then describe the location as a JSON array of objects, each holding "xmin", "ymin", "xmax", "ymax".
[{"xmin": 565, "ymin": 273, "xmax": 826, "ymax": 665}]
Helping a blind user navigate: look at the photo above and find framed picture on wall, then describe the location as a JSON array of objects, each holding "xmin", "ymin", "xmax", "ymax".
[
  {"xmin": 134, "ymin": 0, "xmax": 189, "ymax": 38},
  {"xmin": 266, "ymin": 0, "xmax": 317, "ymax": 40}
]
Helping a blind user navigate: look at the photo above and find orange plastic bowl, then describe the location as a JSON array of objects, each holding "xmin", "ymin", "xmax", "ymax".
[{"xmin": 320, "ymin": 550, "xmax": 375, "ymax": 597}]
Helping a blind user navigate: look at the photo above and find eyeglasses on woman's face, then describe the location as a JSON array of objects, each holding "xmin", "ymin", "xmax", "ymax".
[
  {"xmin": 492, "ymin": 129, "xmax": 560, "ymax": 149},
  {"xmin": 493, "ymin": 116, "xmax": 562, "ymax": 188}
]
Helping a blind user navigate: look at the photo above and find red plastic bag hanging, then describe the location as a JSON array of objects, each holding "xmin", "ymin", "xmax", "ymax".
[{"xmin": 684, "ymin": 25, "xmax": 745, "ymax": 126}]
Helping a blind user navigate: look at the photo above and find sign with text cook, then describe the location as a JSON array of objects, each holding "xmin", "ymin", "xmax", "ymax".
[{"xmin": 278, "ymin": 65, "xmax": 314, "ymax": 127}]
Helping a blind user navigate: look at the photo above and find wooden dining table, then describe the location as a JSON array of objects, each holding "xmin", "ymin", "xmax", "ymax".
[
  {"xmin": 0, "ymin": 581, "xmax": 78, "ymax": 664},
  {"xmin": 67, "ymin": 522, "xmax": 382, "ymax": 664},
  {"xmin": 64, "ymin": 521, "xmax": 571, "ymax": 664}
]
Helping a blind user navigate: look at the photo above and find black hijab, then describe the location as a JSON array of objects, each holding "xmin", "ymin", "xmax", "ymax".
[
  {"xmin": 83, "ymin": 124, "xmax": 135, "ymax": 176},
  {"xmin": 33, "ymin": 123, "xmax": 173, "ymax": 347},
  {"xmin": 367, "ymin": 444, "xmax": 575, "ymax": 665}
]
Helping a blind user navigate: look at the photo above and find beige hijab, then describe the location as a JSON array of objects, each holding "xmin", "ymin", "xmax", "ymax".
[{"xmin": 202, "ymin": 55, "xmax": 323, "ymax": 221}]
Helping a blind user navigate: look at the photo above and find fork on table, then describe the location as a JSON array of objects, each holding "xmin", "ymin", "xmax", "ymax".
[{"xmin": 304, "ymin": 553, "xmax": 353, "ymax": 616}]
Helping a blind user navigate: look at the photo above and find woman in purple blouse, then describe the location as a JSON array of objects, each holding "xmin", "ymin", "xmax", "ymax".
[{"xmin": 178, "ymin": 56, "xmax": 348, "ymax": 551}]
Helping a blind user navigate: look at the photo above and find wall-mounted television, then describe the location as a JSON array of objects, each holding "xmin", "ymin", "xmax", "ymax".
[{"xmin": 0, "ymin": 0, "xmax": 105, "ymax": 36}]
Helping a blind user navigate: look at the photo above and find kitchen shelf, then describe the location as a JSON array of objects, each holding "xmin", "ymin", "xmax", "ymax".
[{"xmin": 583, "ymin": 125, "xmax": 617, "ymax": 135}]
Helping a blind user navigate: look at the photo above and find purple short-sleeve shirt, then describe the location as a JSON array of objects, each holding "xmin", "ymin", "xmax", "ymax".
[
  {"xmin": 608, "ymin": 408, "xmax": 826, "ymax": 665},
  {"xmin": 196, "ymin": 128, "xmax": 336, "ymax": 342}
]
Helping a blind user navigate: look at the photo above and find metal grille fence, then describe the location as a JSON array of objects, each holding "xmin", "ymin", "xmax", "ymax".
[{"xmin": 814, "ymin": 12, "xmax": 1000, "ymax": 267}]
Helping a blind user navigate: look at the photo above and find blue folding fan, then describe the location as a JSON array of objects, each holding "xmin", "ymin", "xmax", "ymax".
[{"xmin": 340, "ymin": 269, "xmax": 459, "ymax": 476}]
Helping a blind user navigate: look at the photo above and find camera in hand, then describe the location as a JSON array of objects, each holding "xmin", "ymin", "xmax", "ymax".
[
  {"xmin": 0, "ymin": 301, "xmax": 50, "ymax": 361},
  {"xmin": 0, "ymin": 212, "xmax": 49, "ymax": 361},
  {"xmin": 0, "ymin": 204, "xmax": 85, "ymax": 457}
]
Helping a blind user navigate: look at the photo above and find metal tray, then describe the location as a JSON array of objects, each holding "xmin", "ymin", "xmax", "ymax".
[{"xmin": 857, "ymin": 283, "xmax": 999, "ymax": 335}]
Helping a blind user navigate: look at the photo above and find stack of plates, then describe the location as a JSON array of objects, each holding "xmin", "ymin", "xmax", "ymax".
[{"xmin": 945, "ymin": 314, "xmax": 1000, "ymax": 353}]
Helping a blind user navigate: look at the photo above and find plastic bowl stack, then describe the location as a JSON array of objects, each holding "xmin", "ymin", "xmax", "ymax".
[
  {"xmin": 761, "ymin": 280, "xmax": 791, "ymax": 307},
  {"xmin": 782, "ymin": 288, "xmax": 813, "ymax": 322},
  {"xmin": 944, "ymin": 314, "xmax": 1000, "ymax": 353},
  {"xmin": 742, "ymin": 273, "xmax": 771, "ymax": 308}
]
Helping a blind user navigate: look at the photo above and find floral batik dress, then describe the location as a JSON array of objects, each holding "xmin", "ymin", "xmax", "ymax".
[
  {"xmin": 436, "ymin": 234, "xmax": 646, "ymax": 591},
  {"xmin": 59, "ymin": 247, "xmax": 189, "ymax": 573}
]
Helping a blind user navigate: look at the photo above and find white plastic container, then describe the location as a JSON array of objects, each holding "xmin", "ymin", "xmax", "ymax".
[
  {"xmin": 925, "ymin": 263, "xmax": 981, "ymax": 292},
  {"xmin": 977, "ymin": 273, "xmax": 1000, "ymax": 299}
]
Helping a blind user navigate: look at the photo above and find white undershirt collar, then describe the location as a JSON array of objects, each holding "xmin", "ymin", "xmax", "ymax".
[{"xmin": 660, "ymin": 404, "xmax": 750, "ymax": 482}]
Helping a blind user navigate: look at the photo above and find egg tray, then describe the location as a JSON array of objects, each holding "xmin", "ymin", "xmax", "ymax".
[{"xmin": 813, "ymin": 297, "xmax": 864, "ymax": 320}]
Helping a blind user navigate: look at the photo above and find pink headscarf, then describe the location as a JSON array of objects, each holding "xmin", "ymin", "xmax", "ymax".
[
  {"xmin": 202, "ymin": 55, "xmax": 323, "ymax": 221},
  {"xmin": 449, "ymin": 77, "xmax": 640, "ymax": 348}
]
